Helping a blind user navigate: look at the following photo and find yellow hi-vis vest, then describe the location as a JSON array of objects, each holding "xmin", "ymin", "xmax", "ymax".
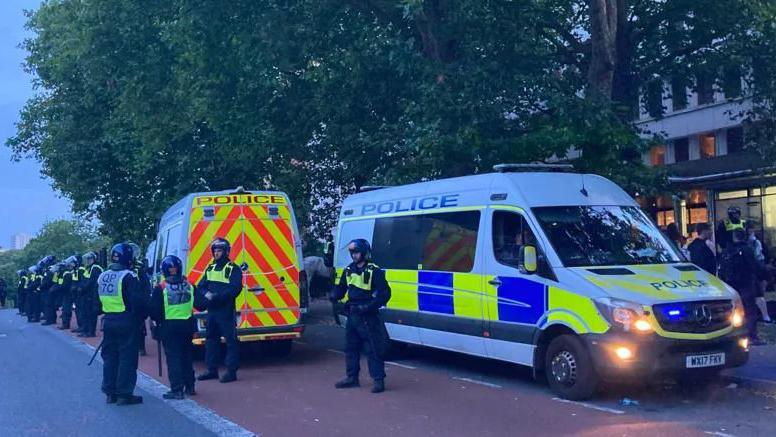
[
  {"xmin": 20, "ymin": 276, "xmax": 28, "ymax": 288},
  {"xmin": 724, "ymin": 218, "xmax": 746, "ymax": 231},
  {"xmin": 205, "ymin": 263, "xmax": 236, "ymax": 284},
  {"xmin": 345, "ymin": 263, "xmax": 378, "ymax": 292},
  {"xmin": 163, "ymin": 279, "xmax": 194, "ymax": 320},
  {"xmin": 72, "ymin": 267, "xmax": 84, "ymax": 282},
  {"xmin": 53, "ymin": 272, "xmax": 61, "ymax": 285},
  {"xmin": 83, "ymin": 264, "xmax": 104, "ymax": 279},
  {"xmin": 98, "ymin": 270, "xmax": 131, "ymax": 313}
]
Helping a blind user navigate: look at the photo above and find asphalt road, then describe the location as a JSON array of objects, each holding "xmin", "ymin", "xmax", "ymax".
[{"xmin": 3, "ymin": 302, "xmax": 776, "ymax": 437}]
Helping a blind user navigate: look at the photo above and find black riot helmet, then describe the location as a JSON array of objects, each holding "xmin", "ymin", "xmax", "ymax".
[
  {"xmin": 83, "ymin": 251, "xmax": 98, "ymax": 265},
  {"xmin": 110, "ymin": 243, "xmax": 134, "ymax": 268},
  {"xmin": 210, "ymin": 238, "xmax": 231, "ymax": 259},
  {"xmin": 727, "ymin": 206, "xmax": 742, "ymax": 220},
  {"xmin": 161, "ymin": 255, "xmax": 183, "ymax": 280},
  {"xmin": 347, "ymin": 239, "xmax": 372, "ymax": 261}
]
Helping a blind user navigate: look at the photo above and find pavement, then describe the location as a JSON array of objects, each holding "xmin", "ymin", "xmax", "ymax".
[
  {"xmin": 3, "ymin": 302, "xmax": 776, "ymax": 436},
  {"xmin": 723, "ymin": 326, "xmax": 776, "ymax": 391}
]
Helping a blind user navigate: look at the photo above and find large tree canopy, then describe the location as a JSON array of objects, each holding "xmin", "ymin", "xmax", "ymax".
[{"xmin": 6, "ymin": 0, "xmax": 770, "ymax": 244}]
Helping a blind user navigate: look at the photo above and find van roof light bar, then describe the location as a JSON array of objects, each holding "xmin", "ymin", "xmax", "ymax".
[
  {"xmin": 493, "ymin": 163, "xmax": 575, "ymax": 173},
  {"xmin": 358, "ymin": 185, "xmax": 390, "ymax": 193}
]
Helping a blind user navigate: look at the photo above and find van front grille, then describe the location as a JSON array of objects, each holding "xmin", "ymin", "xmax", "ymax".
[{"xmin": 652, "ymin": 300, "xmax": 733, "ymax": 334}]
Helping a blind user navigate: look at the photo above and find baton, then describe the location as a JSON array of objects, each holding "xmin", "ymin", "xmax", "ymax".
[{"xmin": 88, "ymin": 339, "xmax": 104, "ymax": 366}]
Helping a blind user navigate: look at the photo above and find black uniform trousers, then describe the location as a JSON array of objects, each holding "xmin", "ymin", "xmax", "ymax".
[
  {"xmin": 74, "ymin": 292, "xmax": 85, "ymax": 330},
  {"xmin": 42, "ymin": 288, "xmax": 56, "ymax": 322},
  {"xmin": 27, "ymin": 291, "xmax": 41, "ymax": 322},
  {"xmin": 101, "ymin": 318, "xmax": 141, "ymax": 398},
  {"xmin": 162, "ymin": 323, "xmax": 195, "ymax": 392},
  {"xmin": 18, "ymin": 290, "xmax": 26, "ymax": 314},
  {"xmin": 205, "ymin": 310, "xmax": 239, "ymax": 373},
  {"xmin": 345, "ymin": 312, "xmax": 386, "ymax": 380},
  {"xmin": 60, "ymin": 289, "xmax": 75, "ymax": 327},
  {"xmin": 83, "ymin": 294, "xmax": 100, "ymax": 336}
]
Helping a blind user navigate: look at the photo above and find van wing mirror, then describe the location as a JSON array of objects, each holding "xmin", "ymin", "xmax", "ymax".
[{"xmin": 521, "ymin": 246, "xmax": 538, "ymax": 274}]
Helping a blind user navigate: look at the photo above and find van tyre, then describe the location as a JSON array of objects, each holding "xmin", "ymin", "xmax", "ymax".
[{"xmin": 545, "ymin": 334, "xmax": 599, "ymax": 400}]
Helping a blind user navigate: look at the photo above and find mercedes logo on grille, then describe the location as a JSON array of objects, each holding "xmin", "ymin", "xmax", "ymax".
[{"xmin": 694, "ymin": 304, "xmax": 713, "ymax": 326}]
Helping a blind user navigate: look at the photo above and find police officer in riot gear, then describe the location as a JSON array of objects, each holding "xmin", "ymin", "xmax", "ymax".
[
  {"xmin": 98, "ymin": 243, "xmax": 149, "ymax": 406},
  {"xmin": 332, "ymin": 239, "xmax": 391, "ymax": 393},
  {"xmin": 80, "ymin": 252, "xmax": 103, "ymax": 337},
  {"xmin": 60, "ymin": 256, "xmax": 82, "ymax": 330},
  {"xmin": 128, "ymin": 242, "xmax": 151, "ymax": 356},
  {"xmin": 151, "ymin": 255, "xmax": 201, "ymax": 399},
  {"xmin": 196, "ymin": 238, "xmax": 242, "ymax": 383},
  {"xmin": 26, "ymin": 264, "xmax": 43, "ymax": 323},
  {"xmin": 47, "ymin": 263, "xmax": 65, "ymax": 325},
  {"xmin": 17, "ymin": 269, "xmax": 29, "ymax": 316},
  {"xmin": 716, "ymin": 206, "xmax": 747, "ymax": 250},
  {"xmin": 40, "ymin": 256, "xmax": 58, "ymax": 325}
]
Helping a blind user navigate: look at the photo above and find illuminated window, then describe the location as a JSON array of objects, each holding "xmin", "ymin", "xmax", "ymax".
[
  {"xmin": 650, "ymin": 145, "xmax": 666, "ymax": 166},
  {"xmin": 656, "ymin": 210, "xmax": 676, "ymax": 228},
  {"xmin": 699, "ymin": 134, "xmax": 716, "ymax": 159}
]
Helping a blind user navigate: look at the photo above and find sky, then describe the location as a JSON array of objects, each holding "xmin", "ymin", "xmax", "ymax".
[{"xmin": 0, "ymin": 0, "xmax": 71, "ymax": 250}]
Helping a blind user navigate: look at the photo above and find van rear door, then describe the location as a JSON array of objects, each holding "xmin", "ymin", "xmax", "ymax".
[
  {"xmin": 186, "ymin": 196, "xmax": 246, "ymax": 326},
  {"xmin": 239, "ymin": 198, "xmax": 301, "ymax": 329}
]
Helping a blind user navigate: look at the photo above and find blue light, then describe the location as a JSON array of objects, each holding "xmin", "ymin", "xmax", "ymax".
[{"xmin": 668, "ymin": 310, "xmax": 681, "ymax": 317}]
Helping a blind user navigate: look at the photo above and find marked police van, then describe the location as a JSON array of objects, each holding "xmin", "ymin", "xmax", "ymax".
[
  {"xmin": 152, "ymin": 187, "xmax": 308, "ymax": 354},
  {"xmin": 334, "ymin": 165, "xmax": 749, "ymax": 399}
]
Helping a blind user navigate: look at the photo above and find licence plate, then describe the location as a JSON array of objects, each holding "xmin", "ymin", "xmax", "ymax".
[{"xmin": 686, "ymin": 353, "xmax": 725, "ymax": 368}]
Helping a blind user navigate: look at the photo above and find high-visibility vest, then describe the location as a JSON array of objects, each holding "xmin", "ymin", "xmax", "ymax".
[
  {"xmin": 205, "ymin": 263, "xmax": 236, "ymax": 284},
  {"xmin": 20, "ymin": 277, "xmax": 28, "ymax": 288},
  {"xmin": 724, "ymin": 218, "xmax": 746, "ymax": 232},
  {"xmin": 83, "ymin": 264, "xmax": 104, "ymax": 279},
  {"xmin": 98, "ymin": 270, "xmax": 131, "ymax": 313},
  {"xmin": 162, "ymin": 279, "xmax": 194, "ymax": 320},
  {"xmin": 72, "ymin": 267, "xmax": 84, "ymax": 282},
  {"xmin": 345, "ymin": 263, "xmax": 379, "ymax": 292}
]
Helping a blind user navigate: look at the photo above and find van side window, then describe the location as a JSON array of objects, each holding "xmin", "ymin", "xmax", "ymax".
[
  {"xmin": 372, "ymin": 211, "xmax": 480, "ymax": 272},
  {"xmin": 154, "ymin": 232, "xmax": 167, "ymax": 272},
  {"xmin": 165, "ymin": 223, "xmax": 182, "ymax": 257},
  {"xmin": 492, "ymin": 211, "xmax": 553, "ymax": 280}
]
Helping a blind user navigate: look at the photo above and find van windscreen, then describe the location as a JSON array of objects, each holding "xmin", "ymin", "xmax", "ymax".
[{"xmin": 533, "ymin": 206, "xmax": 680, "ymax": 267}]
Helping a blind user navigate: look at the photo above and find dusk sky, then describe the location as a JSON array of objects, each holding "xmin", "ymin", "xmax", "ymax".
[{"xmin": 0, "ymin": 0, "xmax": 71, "ymax": 249}]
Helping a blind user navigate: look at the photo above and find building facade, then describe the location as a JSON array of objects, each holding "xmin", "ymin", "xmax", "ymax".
[
  {"xmin": 636, "ymin": 76, "xmax": 775, "ymax": 252},
  {"xmin": 11, "ymin": 233, "xmax": 32, "ymax": 250}
]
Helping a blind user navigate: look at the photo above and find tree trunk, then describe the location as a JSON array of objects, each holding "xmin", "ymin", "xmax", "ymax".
[{"xmin": 587, "ymin": 0, "xmax": 619, "ymax": 97}]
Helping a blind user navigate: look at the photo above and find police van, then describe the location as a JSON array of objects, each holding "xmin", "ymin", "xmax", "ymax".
[
  {"xmin": 152, "ymin": 187, "xmax": 308, "ymax": 353},
  {"xmin": 334, "ymin": 165, "xmax": 749, "ymax": 399}
]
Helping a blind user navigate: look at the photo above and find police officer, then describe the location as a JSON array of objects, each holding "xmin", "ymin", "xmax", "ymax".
[
  {"xmin": 79, "ymin": 252, "xmax": 103, "ymax": 338},
  {"xmin": 331, "ymin": 239, "xmax": 391, "ymax": 394},
  {"xmin": 150, "ymin": 255, "xmax": 201, "ymax": 399},
  {"xmin": 98, "ymin": 243, "xmax": 149, "ymax": 405},
  {"xmin": 70, "ymin": 255, "xmax": 87, "ymax": 333},
  {"xmin": 128, "ymin": 242, "xmax": 151, "ymax": 356},
  {"xmin": 48, "ymin": 263, "xmax": 64, "ymax": 325},
  {"xmin": 16, "ymin": 269, "xmax": 29, "ymax": 316},
  {"xmin": 40, "ymin": 256, "xmax": 58, "ymax": 325},
  {"xmin": 716, "ymin": 206, "xmax": 747, "ymax": 251},
  {"xmin": 196, "ymin": 238, "xmax": 242, "ymax": 384},
  {"xmin": 0, "ymin": 277, "xmax": 6, "ymax": 308},
  {"xmin": 59, "ymin": 256, "xmax": 80, "ymax": 330},
  {"xmin": 26, "ymin": 264, "xmax": 42, "ymax": 323}
]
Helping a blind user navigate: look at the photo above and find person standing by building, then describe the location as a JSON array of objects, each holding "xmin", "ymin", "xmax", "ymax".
[
  {"xmin": 688, "ymin": 223, "xmax": 717, "ymax": 274},
  {"xmin": 331, "ymin": 239, "xmax": 392, "ymax": 394},
  {"xmin": 80, "ymin": 251, "xmax": 103, "ymax": 338},
  {"xmin": 747, "ymin": 229, "xmax": 773, "ymax": 324},
  {"xmin": 720, "ymin": 230, "xmax": 765, "ymax": 345},
  {"xmin": 150, "ymin": 255, "xmax": 201, "ymax": 399},
  {"xmin": 716, "ymin": 206, "xmax": 746, "ymax": 251},
  {"xmin": 196, "ymin": 238, "xmax": 242, "ymax": 384},
  {"xmin": 98, "ymin": 243, "xmax": 149, "ymax": 405}
]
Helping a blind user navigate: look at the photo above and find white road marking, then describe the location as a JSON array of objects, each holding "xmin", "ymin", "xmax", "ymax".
[
  {"xmin": 551, "ymin": 398, "xmax": 625, "ymax": 415},
  {"xmin": 326, "ymin": 348, "xmax": 345, "ymax": 355},
  {"xmin": 452, "ymin": 376, "xmax": 502, "ymax": 389},
  {"xmin": 386, "ymin": 361, "xmax": 417, "ymax": 370},
  {"xmin": 704, "ymin": 432, "xmax": 736, "ymax": 437},
  {"xmin": 76, "ymin": 340, "xmax": 257, "ymax": 437}
]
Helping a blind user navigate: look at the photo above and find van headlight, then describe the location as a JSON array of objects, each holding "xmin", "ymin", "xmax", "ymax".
[
  {"xmin": 731, "ymin": 297, "xmax": 745, "ymax": 328},
  {"xmin": 594, "ymin": 298, "xmax": 653, "ymax": 333}
]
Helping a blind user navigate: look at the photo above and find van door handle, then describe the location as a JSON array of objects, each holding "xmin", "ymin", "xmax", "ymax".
[
  {"xmin": 249, "ymin": 287, "xmax": 265, "ymax": 293},
  {"xmin": 488, "ymin": 279, "xmax": 502, "ymax": 286}
]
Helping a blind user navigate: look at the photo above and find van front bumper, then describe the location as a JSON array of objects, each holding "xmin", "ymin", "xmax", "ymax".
[{"xmin": 583, "ymin": 329, "xmax": 749, "ymax": 381}]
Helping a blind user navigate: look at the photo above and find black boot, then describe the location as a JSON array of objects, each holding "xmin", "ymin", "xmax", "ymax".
[
  {"xmin": 163, "ymin": 391, "xmax": 185, "ymax": 400},
  {"xmin": 219, "ymin": 372, "xmax": 237, "ymax": 383},
  {"xmin": 197, "ymin": 370, "xmax": 219, "ymax": 381},
  {"xmin": 184, "ymin": 385, "xmax": 197, "ymax": 396},
  {"xmin": 371, "ymin": 379, "xmax": 385, "ymax": 394},
  {"xmin": 106, "ymin": 394, "xmax": 117, "ymax": 404},
  {"xmin": 335, "ymin": 377, "xmax": 360, "ymax": 389},
  {"xmin": 116, "ymin": 395, "xmax": 143, "ymax": 406}
]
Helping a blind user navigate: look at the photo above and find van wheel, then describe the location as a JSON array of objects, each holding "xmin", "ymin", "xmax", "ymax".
[{"xmin": 545, "ymin": 334, "xmax": 599, "ymax": 400}]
